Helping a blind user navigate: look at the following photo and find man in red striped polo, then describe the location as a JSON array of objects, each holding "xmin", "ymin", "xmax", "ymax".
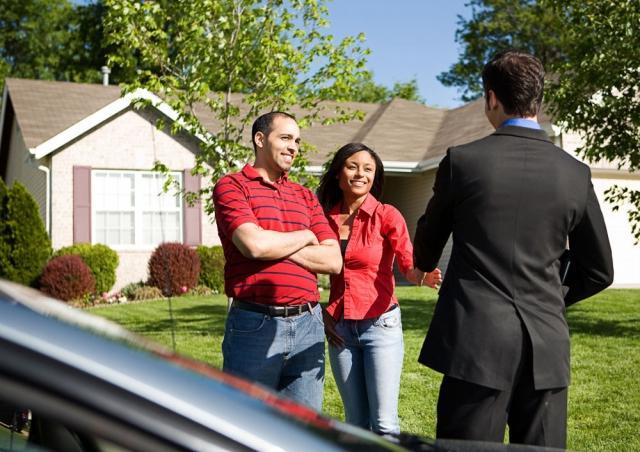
[{"xmin": 213, "ymin": 112, "xmax": 342, "ymax": 410}]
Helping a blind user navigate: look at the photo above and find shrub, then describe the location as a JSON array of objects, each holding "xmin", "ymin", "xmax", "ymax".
[
  {"xmin": 121, "ymin": 281, "xmax": 146, "ymax": 300},
  {"xmin": 317, "ymin": 274, "xmax": 330, "ymax": 291},
  {"xmin": 0, "ymin": 180, "xmax": 52, "ymax": 286},
  {"xmin": 148, "ymin": 243, "xmax": 200, "ymax": 296},
  {"xmin": 39, "ymin": 255, "xmax": 96, "ymax": 302},
  {"xmin": 55, "ymin": 243, "xmax": 119, "ymax": 294},
  {"xmin": 189, "ymin": 284, "xmax": 214, "ymax": 296},
  {"xmin": 131, "ymin": 285, "xmax": 164, "ymax": 301},
  {"xmin": 196, "ymin": 245, "xmax": 225, "ymax": 293}
]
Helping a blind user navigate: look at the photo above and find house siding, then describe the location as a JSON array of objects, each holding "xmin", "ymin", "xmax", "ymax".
[
  {"xmin": 4, "ymin": 119, "xmax": 47, "ymax": 224},
  {"xmin": 591, "ymin": 176, "xmax": 640, "ymax": 288},
  {"xmin": 562, "ymin": 131, "xmax": 640, "ymax": 288},
  {"xmin": 50, "ymin": 107, "xmax": 219, "ymax": 290},
  {"xmin": 382, "ymin": 170, "xmax": 453, "ymax": 279}
]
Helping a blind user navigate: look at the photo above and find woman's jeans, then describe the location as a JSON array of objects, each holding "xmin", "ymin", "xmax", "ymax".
[
  {"xmin": 329, "ymin": 306, "xmax": 404, "ymax": 435},
  {"xmin": 222, "ymin": 303, "xmax": 325, "ymax": 411}
]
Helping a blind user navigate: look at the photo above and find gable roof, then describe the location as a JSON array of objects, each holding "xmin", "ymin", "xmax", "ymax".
[
  {"xmin": 0, "ymin": 78, "xmax": 553, "ymax": 173},
  {"xmin": 5, "ymin": 78, "xmax": 121, "ymax": 149}
]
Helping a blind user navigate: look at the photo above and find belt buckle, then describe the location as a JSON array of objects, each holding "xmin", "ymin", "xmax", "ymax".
[{"xmin": 283, "ymin": 306, "xmax": 289, "ymax": 317}]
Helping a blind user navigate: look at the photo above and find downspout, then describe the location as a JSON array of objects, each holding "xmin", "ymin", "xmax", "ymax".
[{"xmin": 36, "ymin": 165, "xmax": 51, "ymax": 235}]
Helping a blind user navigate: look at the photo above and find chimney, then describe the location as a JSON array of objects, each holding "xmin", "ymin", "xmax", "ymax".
[{"xmin": 101, "ymin": 66, "xmax": 111, "ymax": 86}]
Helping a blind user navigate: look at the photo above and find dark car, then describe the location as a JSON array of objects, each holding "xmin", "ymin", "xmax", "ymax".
[{"xmin": 0, "ymin": 280, "xmax": 558, "ymax": 451}]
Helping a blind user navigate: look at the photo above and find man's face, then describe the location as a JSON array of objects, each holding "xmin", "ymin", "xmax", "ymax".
[{"xmin": 255, "ymin": 116, "xmax": 301, "ymax": 176}]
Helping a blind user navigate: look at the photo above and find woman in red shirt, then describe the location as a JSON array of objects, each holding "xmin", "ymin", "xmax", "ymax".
[{"xmin": 317, "ymin": 142, "xmax": 441, "ymax": 436}]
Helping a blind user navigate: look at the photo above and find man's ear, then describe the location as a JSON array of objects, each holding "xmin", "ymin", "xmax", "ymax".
[
  {"xmin": 486, "ymin": 89, "xmax": 499, "ymax": 111},
  {"xmin": 254, "ymin": 131, "xmax": 265, "ymax": 151}
]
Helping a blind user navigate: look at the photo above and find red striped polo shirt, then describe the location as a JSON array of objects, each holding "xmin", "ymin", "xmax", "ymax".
[{"xmin": 213, "ymin": 164, "xmax": 334, "ymax": 305}]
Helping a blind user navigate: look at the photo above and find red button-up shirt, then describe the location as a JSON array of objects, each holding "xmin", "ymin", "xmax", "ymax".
[
  {"xmin": 213, "ymin": 164, "xmax": 334, "ymax": 305},
  {"xmin": 325, "ymin": 194, "xmax": 414, "ymax": 320}
]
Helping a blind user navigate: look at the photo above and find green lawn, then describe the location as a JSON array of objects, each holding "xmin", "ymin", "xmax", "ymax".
[{"xmin": 89, "ymin": 288, "xmax": 640, "ymax": 450}]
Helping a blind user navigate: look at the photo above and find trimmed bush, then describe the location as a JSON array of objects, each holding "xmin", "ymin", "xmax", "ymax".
[
  {"xmin": 39, "ymin": 255, "xmax": 96, "ymax": 302},
  {"xmin": 148, "ymin": 242, "xmax": 200, "ymax": 296},
  {"xmin": 0, "ymin": 179, "xmax": 10, "ymax": 280},
  {"xmin": 0, "ymin": 180, "xmax": 52, "ymax": 286},
  {"xmin": 196, "ymin": 245, "xmax": 225, "ymax": 293},
  {"xmin": 55, "ymin": 243, "xmax": 118, "ymax": 294}
]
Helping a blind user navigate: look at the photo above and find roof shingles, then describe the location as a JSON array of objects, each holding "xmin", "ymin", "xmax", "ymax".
[
  {"xmin": 5, "ymin": 78, "xmax": 547, "ymax": 168},
  {"xmin": 6, "ymin": 78, "xmax": 121, "ymax": 149}
]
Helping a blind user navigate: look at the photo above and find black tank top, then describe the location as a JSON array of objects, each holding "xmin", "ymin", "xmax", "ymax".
[{"xmin": 340, "ymin": 239, "xmax": 348, "ymax": 257}]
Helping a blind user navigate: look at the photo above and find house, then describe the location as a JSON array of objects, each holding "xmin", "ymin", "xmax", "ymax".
[
  {"xmin": 1, "ymin": 78, "xmax": 638, "ymax": 289},
  {"xmin": 0, "ymin": 78, "xmax": 216, "ymax": 290}
]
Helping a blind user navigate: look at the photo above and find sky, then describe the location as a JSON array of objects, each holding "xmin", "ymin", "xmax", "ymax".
[
  {"xmin": 75, "ymin": 0, "xmax": 471, "ymax": 108},
  {"xmin": 326, "ymin": 0, "xmax": 471, "ymax": 108}
]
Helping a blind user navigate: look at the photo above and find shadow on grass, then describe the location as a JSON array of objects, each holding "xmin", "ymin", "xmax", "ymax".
[
  {"xmin": 398, "ymin": 298, "xmax": 437, "ymax": 332},
  {"xmin": 168, "ymin": 298, "xmax": 440, "ymax": 335},
  {"xmin": 114, "ymin": 301, "xmax": 229, "ymax": 337},
  {"xmin": 400, "ymin": 295, "xmax": 640, "ymax": 339},
  {"xmin": 111, "ymin": 295, "xmax": 438, "ymax": 337},
  {"xmin": 172, "ymin": 303, "xmax": 229, "ymax": 336},
  {"xmin": 567, "ymin": 312, "xmax": 640, "ymax": 338}
]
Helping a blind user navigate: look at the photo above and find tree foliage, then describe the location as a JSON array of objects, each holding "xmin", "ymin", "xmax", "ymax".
[
  {"xmin": 443, "ymin": 0, "xmax": 640, "ymax": 241},
  {"xmin": 104, "ymin": 0, "xmax": 371, "ymax": 211},
  {"xmin": 348, "ymin": 71, "xmax": 423, "ymax": 104},
  {"xmin": 545, "ymin": 0, "xmax": 640, "ymax": 241},
  {"xmin": 438, "ymin": 0, "xmax": 567, "ymax": 101},
  {"xmin": 0, "ymin": 0, "xmax": 113, "ymax": 88}
]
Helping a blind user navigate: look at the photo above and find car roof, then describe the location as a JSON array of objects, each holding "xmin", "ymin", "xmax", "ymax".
[{"xmin": 0, "ymin": 280, "xmax": 402, "ymax": 451}]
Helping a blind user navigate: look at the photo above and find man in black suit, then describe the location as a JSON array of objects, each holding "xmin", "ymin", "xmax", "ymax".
[{"xmin": 413, "ymin": 50, "xmax": 614, "ymax": 448}]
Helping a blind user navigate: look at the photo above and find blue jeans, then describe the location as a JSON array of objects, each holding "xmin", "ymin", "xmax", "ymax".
[
  {"xmin": 222, "ymin": 302, "xmax": 325, "ymax": 411},
  {"xmin": 328, "ymin": 306, "xmax": 404, "ymax": 435}
]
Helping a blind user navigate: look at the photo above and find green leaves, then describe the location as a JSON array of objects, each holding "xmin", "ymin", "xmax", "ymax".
[
  {"xmin": 0, "ymin": 180, "xmax": 52, "ymax": 286},
  {"xmin": 544, "ymin": 0, "xmax": 640, "ymax": 241},
  {"xmin": 104, "ymin": 0, "xmax": 371, "ymax": 214},
  {"xmin": 438, "ymin": 0, "xmax": 567, "ymax": 101},
  {"xmin": 442, "ymin": 0, "xmax": 640, "ymax": 241}
]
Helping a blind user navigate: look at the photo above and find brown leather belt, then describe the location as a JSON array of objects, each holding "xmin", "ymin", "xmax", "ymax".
[{"xmin": 232, "ymin": 299, "xmax": 318, "ymax": 318}]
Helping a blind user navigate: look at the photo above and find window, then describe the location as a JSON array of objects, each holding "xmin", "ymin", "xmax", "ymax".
[{"xmin": 92, "ymin": 171, "xmax": 182, "ymax": 249}]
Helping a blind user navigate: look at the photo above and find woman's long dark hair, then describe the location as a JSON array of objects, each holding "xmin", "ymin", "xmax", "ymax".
[{"xmin": 317, "ymin": 142, "xmax": 384, "ymax": 211}]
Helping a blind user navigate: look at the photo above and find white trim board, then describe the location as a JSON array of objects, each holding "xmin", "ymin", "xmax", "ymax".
[{"xmin": 30, "ymin": 89, "xmax": 209, "ymax": 160}]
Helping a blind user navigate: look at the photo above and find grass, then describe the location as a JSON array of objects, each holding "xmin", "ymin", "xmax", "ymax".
[{"xmin": 89, "ymin": 288, "xmax": 640, "ymax": 450}]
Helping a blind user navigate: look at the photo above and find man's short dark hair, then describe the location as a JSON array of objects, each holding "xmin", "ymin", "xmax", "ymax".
[
  {"xmin": 482, "ymin": 49, "xmax": 545, "ymax": 117},
  {"xmin": 251, "ymin": 111, "xmax": 297, "ymax": 153}
]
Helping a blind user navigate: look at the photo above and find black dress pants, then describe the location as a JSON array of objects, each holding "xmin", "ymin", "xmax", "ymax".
[{"xmin": 435, "ymin": 338, "xmax": 568, "ymax": 448}]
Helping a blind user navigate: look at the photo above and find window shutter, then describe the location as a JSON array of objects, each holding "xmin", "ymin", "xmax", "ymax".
[
  {"xmin": 183, "ymin": 169, "xmax": 202, "ymax": 246},
  {"xmin": 73, "ymin": 166, "xmax": 92, "ymax": 244}
]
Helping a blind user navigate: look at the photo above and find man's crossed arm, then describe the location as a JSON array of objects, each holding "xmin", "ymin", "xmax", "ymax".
[{"xmin": 232, "ymin": 223, "xmax": 342, "ymax": 274}]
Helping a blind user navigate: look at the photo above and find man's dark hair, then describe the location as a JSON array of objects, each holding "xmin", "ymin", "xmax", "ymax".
[
  {"xmin": 251, "ymin": 111, "xmax": 297, "ymax": 153},
  {"xmin": 481, "ymin": 49, "xmax": 545, "ymax": 117},
  {"xmin": 317, "ymin": 142, "xmax": 384, "ymax": 211}
]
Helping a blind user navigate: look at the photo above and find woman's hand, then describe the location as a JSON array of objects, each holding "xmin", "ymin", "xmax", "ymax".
[
  {"xmin": 405, "ymin": 267, "xmax": 425, "ymax": 285},
  {"xmin": 406, "ymin": 267, "xmax": 442, "ymax": 288},
  {"xmin": 423, "ymin": 268, "xmax": 442, "ymax": 288},
  {"xmin": 322, "ymin": 308, "xmax": 345, "ymax": 348}
]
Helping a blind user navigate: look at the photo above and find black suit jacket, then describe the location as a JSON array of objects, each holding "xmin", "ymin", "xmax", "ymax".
[{"xmin": 414, "ymin": 125, "xmax": 614, "ymax": 391}]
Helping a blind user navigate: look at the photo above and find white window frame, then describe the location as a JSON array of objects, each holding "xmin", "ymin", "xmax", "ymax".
[{"xmin": 91, "ymin": 170, "xmax": 183, "ymax": 251}]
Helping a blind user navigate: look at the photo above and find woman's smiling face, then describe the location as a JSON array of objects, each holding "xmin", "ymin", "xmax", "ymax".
[{"xmin": 338, "ymin": 150, "xmax": 377, "ymax": 199}]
